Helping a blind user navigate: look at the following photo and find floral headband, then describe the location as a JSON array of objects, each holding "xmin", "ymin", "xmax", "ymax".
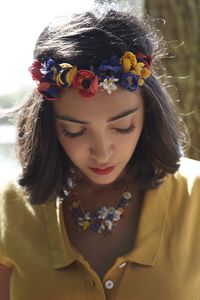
[{"xmin": 29, "ymin": 51, "xmax": 152, "ymax": 100}]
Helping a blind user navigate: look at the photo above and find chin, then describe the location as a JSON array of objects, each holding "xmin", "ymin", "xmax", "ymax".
[
  {"xmin": 89, "ymin": 177, "xmax": 117, "ymax": 186},
  {"xmin": 86, "ymin": 170, "xmax": 125, "ymax": 186}
]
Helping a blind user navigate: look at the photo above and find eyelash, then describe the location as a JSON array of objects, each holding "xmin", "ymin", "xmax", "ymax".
[{"xmin": 62, "ymin": 123, "xmax": 136, "ymax": 139}]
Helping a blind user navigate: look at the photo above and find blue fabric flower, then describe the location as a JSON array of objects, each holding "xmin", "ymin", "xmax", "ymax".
[
  {"xmin": 43, "ymin": 85, "xmax": 60, "ymax": 99},
  {"xmin": 96, "ymin": 65, "xmax": 122, "ymax": 81},
  {"xmin": 120, "ymin": 72, "xmax": 139, "ymax": 92},
  {"xmin": 41, "ymin": 59, "xmax": 60, "ymax": 83},
  {"xmin": 95, "ymin": 55, "xmax": 122, "ymax": 82}
]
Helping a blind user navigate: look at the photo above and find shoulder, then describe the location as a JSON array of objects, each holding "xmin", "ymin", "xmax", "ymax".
[
  {"xmin": 0, "ymin": 179, "xmax": 46, "ymax": 224},
  {"xmin": 0, "ymin": 179, "xmax": 47, "ymax": 267},
  {"xmin": 172, "ymin": 157, "xmax": 200, "ymax": 192},
  {"xmin": 0, "ymin": 179, "xmax": 27, "ymax": 266},
  {"xmin": 164, "ymin": 157, "xmax": 200, "ymax": 219},
  {"xmin": 0, "ymin": 179, "xmax": 29, "ymax": 216},
  {"xmin": 0, "ymin": 179, "xmax": 51, "ymax": 269},
  {"xmin": 176, "ymin": 156, "xmax": 200, "ymax": 178},
  {"xmin": 0, "ymin": 179, "xmax": 46, "ymax": 244}
]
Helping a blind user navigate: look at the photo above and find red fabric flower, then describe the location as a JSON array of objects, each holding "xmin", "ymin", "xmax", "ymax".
[
  {"xmin": 136, "ymin": 52, "xmax": 152, "ymax": 69},
  {"xmin": 73, "ymin": 70, "xmax": 98, "ymax": 97},
  {"xmin": 28, "ymin": 60, "xmax": 42, "ymax": 82},
  {"xmin": 37, "ymin": 82, "xmax": 62, "ymax": 100}
]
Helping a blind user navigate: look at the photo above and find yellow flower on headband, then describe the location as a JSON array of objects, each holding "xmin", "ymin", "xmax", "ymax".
[
  {"xmin": 138, "ymin": 67, "xmax": 151, "ymax": 86},
  {"xmin": 56, "ymin": 63, "xmax": 77, "ymax": 87},
  {"xmin": 29, "ymin": 51, "xmax": 152, "ymax": 100},
  {"xmin": 120, "ymin": 51, "xmax": 137, "ymax": 73},
  {"xmin": 120, "ymin": 51, "xmax": 151, "ymax": 87},
  {"xmin": 131, "ymin": 62, "xmax": 145, "ymax": 76},
  {"xmin": 66, "ymin": 66, "xmax": 78, "ymax": 85},
  {"xmin": 141, "ymin": 67, "xmax": 151, "ymax": 79}
]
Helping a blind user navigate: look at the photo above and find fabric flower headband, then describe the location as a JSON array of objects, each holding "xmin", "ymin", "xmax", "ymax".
[{"xmin": 29, "ymin": 51, "xmax": 152, "ymax": 100}]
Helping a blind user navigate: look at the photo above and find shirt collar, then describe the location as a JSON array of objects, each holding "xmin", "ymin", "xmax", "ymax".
[
  {"xmin": 124, "ymin": 174, "xmax": 172, "ymax": 266},
  {"xmin": 44, "ymin": 174, "xmax": 172, "ymax": 269},
  {"xmin": 44, "ymin": 198, "xmax": 78, "ymax": 269}
]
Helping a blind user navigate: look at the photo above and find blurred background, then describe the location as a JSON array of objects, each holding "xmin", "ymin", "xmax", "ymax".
[{"xmin": 0, "ymin": 0, "xmax": 200, "ymax": 185}]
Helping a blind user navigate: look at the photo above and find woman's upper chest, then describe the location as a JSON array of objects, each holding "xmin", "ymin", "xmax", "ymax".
[{"xmin": 63, "ymin": 191, "xmax": 143, "ymax": 278}]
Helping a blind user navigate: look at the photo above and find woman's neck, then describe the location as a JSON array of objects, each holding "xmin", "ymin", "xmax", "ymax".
[{"xmin": 73, "ymin": 167, "xmax": 130, "ymax": 194}]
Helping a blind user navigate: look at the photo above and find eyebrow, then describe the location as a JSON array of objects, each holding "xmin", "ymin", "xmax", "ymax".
[{"xmin": 55, "ymin": 108, "xmax": 139, "ymax": 125}]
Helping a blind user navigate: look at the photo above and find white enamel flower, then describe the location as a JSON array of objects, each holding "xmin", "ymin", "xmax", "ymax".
[
  {"xmin": 113, "ymin": 210, "xmax": 121, "ymax": 221},
  {"xmin": 84, "ymin": 212, "xmax": 91, "ymax": 220},
  {"xmin": 105, "ymin": 220, "xmax": 113, "ymax": 231},
  {"xmin": 99, "ymin": 207, "xmax": 109, "ymax": 219},
  {"xmin": 99, "ymin": 78, "xmax": 119, "ymax": 94},
  {"xmin": 77, "ymin": 217, "xmax": 84, "ymax": 226},
  {"xmin": 123, "ymin": 192, "xmax": 132, "ymax": 200}
]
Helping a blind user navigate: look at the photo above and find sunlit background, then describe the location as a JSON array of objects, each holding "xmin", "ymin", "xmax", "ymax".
[
  {"xmin": 0, "ymin": 0, "xmax": 144, "ymax": 185},
  {"xmin": 0, "ymin": 0, "xmax": 96, "ymax": 94},
  {"xmin": 0, "ymin": 0, "xmax": 96, "ymax": 184},
  {"xmin": 1, "ymin": 0, "xmax": 199, "ymax": 185}
]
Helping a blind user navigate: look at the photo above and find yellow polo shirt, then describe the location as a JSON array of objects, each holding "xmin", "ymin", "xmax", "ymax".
[{"xmin": 0, "ymin": 157, "xmax": 200, "ymax": 300}]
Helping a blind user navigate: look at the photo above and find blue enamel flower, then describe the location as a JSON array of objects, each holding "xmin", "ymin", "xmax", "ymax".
[
  {"xmin": 96, "ymin": 65, "xmax": 122, "ymax": 81},
  {"xmin": 41, "ymin": 59, "xmax": 60, "ymax": 83},
  {"xmin": 120, "ymin": 72, "xmax": 139, "ymax": 92}
]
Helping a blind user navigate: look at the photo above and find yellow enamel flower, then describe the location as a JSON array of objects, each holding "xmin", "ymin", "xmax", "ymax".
[
  {"xmin": 138, "ymin": 67, "xmax": 151, "ymax": 86},
  {"xmin": 72, "ymin": 201, "xmax": 80, "ymax": 208},
  {"xmin": 55, "ymin": 64, "xmax": 77, "ymax": 87},
  {"xmin": 117, "ymin": 207, "xmax": 124, "ymax": 215},
  {"xmin": 138, "ymin": 78, "xmax": 145, "ymax": 86},
  {"xmin": 120, "ymin": 51, "xmax": 137, "ymax": 72},
  {"xmin": 140, "ymin": 67, "xmax": 151, "ymax": 79},
  {"xmin": 83, "ymin": 220, "xmax": 90, "ymax": 230},
  {"xmin": 131, "ymin": 62, "xmax": 145, "ymax": 76},
  {"xmin": 55, "ymin": 73, "xmax": 64, "ymax": 86},
  {"xmin": 120, "ymin": 51, "xmax": 151, "ymax": 87},
  {"xmin": 66, "ymin": 66, "xmax": 78, "ymax": 85}
]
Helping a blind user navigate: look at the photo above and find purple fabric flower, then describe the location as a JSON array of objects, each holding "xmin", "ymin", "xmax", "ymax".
[
  {"xmin": 96, "ymin": 55, "xmax": 122, "ymax": 81},
  {"xmin": 37, "ymin": 82, "xmax": 61, "ymax": 100},
  {"xmin": 120, "ymin": 72, "xmax": 139, "ymax": 92},
  {"xmin": 41, "ymin": 59, "xmax": 61, "ymax": 83},
  {"xmin": 97, "ymin": 65, "xmax": 122, "ymax": 81}
]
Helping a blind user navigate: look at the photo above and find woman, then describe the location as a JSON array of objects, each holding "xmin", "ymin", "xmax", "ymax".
[{"xmin": 0, "ymin": 4, "xmax": 200, "ymax": 300}]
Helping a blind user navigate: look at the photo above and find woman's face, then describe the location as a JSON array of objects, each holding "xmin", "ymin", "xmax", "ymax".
[{"xmin": 53, "ymin": 88, "xmax": 144, "ymax": 186}]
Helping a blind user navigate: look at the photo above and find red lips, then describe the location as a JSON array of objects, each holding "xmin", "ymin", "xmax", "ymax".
[{"xmin": 89, "ymin": 166, "xmax": 115, "ymax": 175}]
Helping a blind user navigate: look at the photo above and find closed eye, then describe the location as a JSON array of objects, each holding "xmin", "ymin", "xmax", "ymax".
[
  {"xmin": 62, "ymin": 123, "xmax": 136, "ymax": 139},
  {"xmin": 115, "ymin": 124, "xmax": 136, "ymax": 134}
]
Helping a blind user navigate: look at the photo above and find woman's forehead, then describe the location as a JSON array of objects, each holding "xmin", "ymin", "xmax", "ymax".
[{"xmin": 52, "ymin": 88, "xmax": 143, "ymax": 116}]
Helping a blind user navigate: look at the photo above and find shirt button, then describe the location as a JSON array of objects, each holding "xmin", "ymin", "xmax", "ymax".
[
  {"xmin": 118, "ymin": 262, "xmax": 127, "ymax": 269},
  {"xmin": 105, "ymin": 280, "xmax": 114, "ymax": 290}
]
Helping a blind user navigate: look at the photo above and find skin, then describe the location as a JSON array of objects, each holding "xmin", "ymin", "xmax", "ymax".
[
  {"xmin": 0, "ymin": 89, "xmax": 145, "ymax": 294},
  {"xmin": 53, "ymin": 87, "xmax": 144, "ymax": 191},
  {"xmin": 53, "ymin": 87, "xmax": 145, "ymax": 277}
]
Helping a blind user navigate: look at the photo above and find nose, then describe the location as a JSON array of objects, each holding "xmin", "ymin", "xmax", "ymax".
[{"xmin": 89, "ymin": 133, "xmax": 114, "ymax": 164}]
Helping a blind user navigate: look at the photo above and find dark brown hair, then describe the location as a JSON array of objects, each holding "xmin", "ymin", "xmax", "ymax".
[{"xmin": 16, "ymin": 5, "xmax": 186, "ymax": 204}]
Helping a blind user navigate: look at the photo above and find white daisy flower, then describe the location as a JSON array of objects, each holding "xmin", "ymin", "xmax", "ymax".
[{"xmin": 99, "ymin": 78, "xmax": 119, "ymax": 94}]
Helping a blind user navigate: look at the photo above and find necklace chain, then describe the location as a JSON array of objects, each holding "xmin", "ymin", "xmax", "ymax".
[
  {"xmin": 70, "ymin": 190, "xmax": 133, "ymax": 235},
  {"xmin": 61, "ymin": 168, "xmax": 133, "ymax": 236}
]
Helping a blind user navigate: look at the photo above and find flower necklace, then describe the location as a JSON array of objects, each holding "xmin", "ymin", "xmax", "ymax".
[{"xmin": 62, "ymin": 172, "xmax": 133, "ymax": 236}]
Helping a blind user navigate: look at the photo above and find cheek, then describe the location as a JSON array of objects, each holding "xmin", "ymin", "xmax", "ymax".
[
  {"xmin": 123, "ymin": 128, "xmax": 143, "ymax": 156},
  {"xmin": 57, "ymin": 135, "xmax": 87, "ymax": 161},
  {"xmin": 113, "ymin": 132, "xmax": 141, "ymax": 159}
]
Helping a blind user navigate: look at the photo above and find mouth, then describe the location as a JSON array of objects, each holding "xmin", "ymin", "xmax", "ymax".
[{"xmin": 89, "ymin": 165, "xmax": 115, "ymax": 175}]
